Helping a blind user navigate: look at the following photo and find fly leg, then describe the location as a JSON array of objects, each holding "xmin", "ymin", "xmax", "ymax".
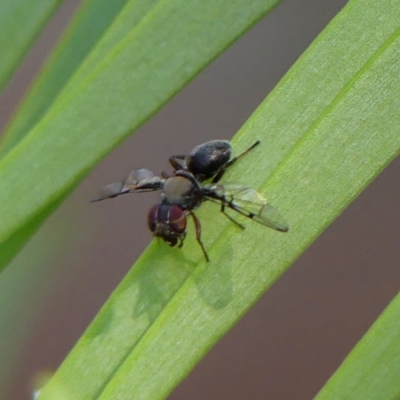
[
  {"xmin": 189, "ymin": 211, "xmax": 210, "ymax": 262},
  {"xmin": 212, "ymin": 140, "xmax": 260, "ymax": 183},
  {"xmin": 178, "ymin": 232, "xmax": 186, "ymax": 248},
  {"xmin": 169, "ymin": 155, "xmax": 186, "ymax": 171},
  {"xmin": 220, "ymin": 204, "xmax": 245, "ymax": 229}
]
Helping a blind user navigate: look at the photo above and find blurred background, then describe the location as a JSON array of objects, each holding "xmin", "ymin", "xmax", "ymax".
[{"xmin": 1, "ymin": 0, "xmax": 400, "ymax": 398}]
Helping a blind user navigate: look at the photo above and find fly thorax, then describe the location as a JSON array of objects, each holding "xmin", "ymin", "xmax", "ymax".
[{"xmin": 162, "ymin": 176, "xmax": 194, "ymax": 206}]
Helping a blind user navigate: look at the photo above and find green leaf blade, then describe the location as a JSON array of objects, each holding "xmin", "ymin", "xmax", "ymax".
[
  {"xmin": 315, "ymin": 292, "xmax": 400, "ymax": 400},
  {"xmin": 0, "ymin": 0, "xmax": 63, "ymax": 93},
  {"xmin": 0, "ymin": 0, "xmax": 146, "ymax": 156},
  {"xmin": 37, "ymin": 0, "xmax": 400, "ymax": 399}
]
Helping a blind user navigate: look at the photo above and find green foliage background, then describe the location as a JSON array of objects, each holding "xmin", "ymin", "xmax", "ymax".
[{"xmin": 0, "ymin": 0, "xmax": 399, "ymax": 399}]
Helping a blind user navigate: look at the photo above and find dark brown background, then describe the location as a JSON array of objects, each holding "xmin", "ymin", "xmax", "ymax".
[{"xmin": 1, "ymin": 0, "xmax": 399, "ymax": 399}]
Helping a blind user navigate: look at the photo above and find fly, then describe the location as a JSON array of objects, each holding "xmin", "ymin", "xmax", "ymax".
[{"xmin": 91, "ymin": 140, "xmax": 288, "ymax": 261}]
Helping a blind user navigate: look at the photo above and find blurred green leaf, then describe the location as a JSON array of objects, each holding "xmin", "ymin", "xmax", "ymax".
[
  {"xmin": 37, "ymin": 0, "xmax": 400, "ymax": 399},
  {"xmin": 0, "ymin": 0, "xmax": 161, "ymax": 277},
  {"xmin": 0, "ymin": 0, "xmax": 159, "ymax": 156},
  {"xmin": 316, "ymin": 292, "xmax": 400, "ymax": 400},
  {"xmin": 0, "ymin": 0, "xmax": 63, "ymax": 93},
  {"xmin": 0, "ymin": 204, "xmax": 72, "ymax": 398},
  {"xmin": 0, "ymin": 0, "xmax": 279, "ymax": 274}
]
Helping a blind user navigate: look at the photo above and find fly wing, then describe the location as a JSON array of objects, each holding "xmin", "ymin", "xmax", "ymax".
[
  {"xmin": 90, "ymin": 181, "xmax": 126, "ymax": 202},
  {"xmin": 121, "ymin": 169, "xmax": 163, "ymax": 192},
  {"xmin": 91, "ymin": 168, "xmax": 163, "ymax": 202},
  {"xmin": 207, "ymin": 183, "xmax": 289, "ymax": 232}
]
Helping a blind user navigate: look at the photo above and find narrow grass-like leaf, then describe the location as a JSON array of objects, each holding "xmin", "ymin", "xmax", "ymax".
[
  {"xmin": 0, "ymin": 0, "xmax": 163, "ymax": 271},
  {"xmin": 38, "ymin": 0, "xmax": 400, "ymax": 399},
  {"xmin": 0, "ymin": 196, "xmax": 65, "ymax": 273},
  {"xmin": 315, "ymin": 291, "xmax": 400, "ymax": 399},
  {"xmin": 0, "ymin": 0, "xmax": 63, "ymax": 93},
  {"xmin": 0, "ymin": 0, "xmax": 160, "ymax": 156},
  {"xmin": 0, "ymin": 0, "xmax": 279, "ymax": 273},
  {"xmin": 0, "ymin": 207, "xmax": 71, "ymax": 398}
]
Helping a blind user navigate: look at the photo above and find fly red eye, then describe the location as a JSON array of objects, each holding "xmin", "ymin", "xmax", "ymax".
[
  {"xmin": 147, "ymin": 204, "xmax": 187, "ymax": 235},
  {"xmin": 168, "ymin": 205, "xmax": 187, "ymax": 234},
  {"xmin": 147, "ymin": 204, "xmax": 159, "ymax": 233}
]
